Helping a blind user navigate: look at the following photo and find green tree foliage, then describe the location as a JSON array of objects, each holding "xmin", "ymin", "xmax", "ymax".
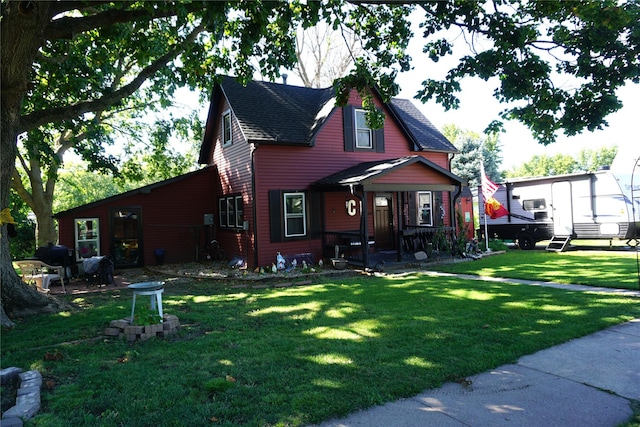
[
  {"xmin": 416, "ymin": 1, "xmax": 640, "ymax": 145},
  {"xmin": 443, "ymin": 124, "xmax": 503, "ymax": 188},
  {"xmin": 506, "ymin": 146, "xmax": 619, "ymax": 178},
  {"xmin": 575, "ymin": 146, "xmax": 619, "ymax": 172},
  {"xmin": 8, "ymin": 189, "xmax": 36, "ymax": 260},
  {"xmin": 53, "ymin": 163, "xmax": 143, "ymax": 214}
]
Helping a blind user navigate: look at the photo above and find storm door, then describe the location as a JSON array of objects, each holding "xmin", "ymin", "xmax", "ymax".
[
  {"xmin": 111, "ymin": 207, "xmax": 143, "ymax": 268},
  {"xmin": 374, "ymin": 195, "xmax": 394, "ymax": 250}
]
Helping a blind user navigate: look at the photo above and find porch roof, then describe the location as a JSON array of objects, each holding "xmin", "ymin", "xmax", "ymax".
[{"xmin": 312, "ymin": 155, "xmax": 465, "ymax": 192}]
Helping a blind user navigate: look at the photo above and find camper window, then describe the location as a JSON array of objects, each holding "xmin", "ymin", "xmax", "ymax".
[{"xmin": 523, "ymin": 199, "xmax": 546, "ymax": 211}]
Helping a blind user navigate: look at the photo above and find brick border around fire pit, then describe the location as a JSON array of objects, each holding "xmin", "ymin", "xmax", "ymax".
[{"xmin": 104, "ymin": 314, "xmax": 180, "ymax": 342}]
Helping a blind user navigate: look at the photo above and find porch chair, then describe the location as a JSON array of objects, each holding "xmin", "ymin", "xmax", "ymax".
[{"xmin": 14, "ymin": 260, "xmax": 66, "ymax": 294}]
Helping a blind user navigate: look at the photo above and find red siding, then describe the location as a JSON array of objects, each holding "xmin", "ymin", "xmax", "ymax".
[
  {"xmin": 373, "ymin": 162, "xmax": 453, "ymax": 185},
  {"xmin": 56, "ymin": 168, "xmax": 218, "ymax": 266},
  {"xmin": 203, "ymin": 87, "xmax": 459, "ymax": 267},
  {"xmin": 457, "ymin": 195, "xmax": 475, "ymax": 239},
  {"xmin": 209, "ymin": 97, "xmax": 256, "ymax": 265},
  {"xmin": 324, "ymin": 193, "xmax": 362, "ymax": 231},
  {"xmin": 250, "ymin": 91, "xmax": 455, "ymax": 266}
]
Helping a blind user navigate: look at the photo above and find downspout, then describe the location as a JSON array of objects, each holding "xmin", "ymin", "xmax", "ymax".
[
  {"xmin": 251, "ymin": 145, "xmax": 259, "ymax": 268},
  {"xmin": 449, "ymin": 152, "xmax": 462, "ymax": 236}
]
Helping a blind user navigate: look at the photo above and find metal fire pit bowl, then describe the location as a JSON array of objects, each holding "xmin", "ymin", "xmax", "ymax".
[
  {"xmin": 128, "ymin": 281, "xmax": 165, "ymax": 291},
  {"xmin": 128, "ymin": 281, "xmax": 166, "ymax": 324}
]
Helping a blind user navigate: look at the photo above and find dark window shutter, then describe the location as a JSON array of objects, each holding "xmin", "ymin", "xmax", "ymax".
[
  {"xmin": 374, "ymin": 127, "xmax": 385, "ymax": 153},
  {"xmin": 268, "ymin": 190, "xmax": 282, "ymax": 243},
  {"xmin": 308, "ymin": 191, "xmax": 323, "ymax": 238},
  {"xmin": 343, "ymin": 106, "xmax": 354, "ymax": 152},
  {"xmin": 434, "ymin": 191, "xmax": 444, "ymax": 226}
]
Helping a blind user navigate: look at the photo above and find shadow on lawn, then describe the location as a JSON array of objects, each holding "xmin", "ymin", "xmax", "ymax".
[{"xmin": 2, "ymin": 271, "xmax": 638, "ymax": 426}]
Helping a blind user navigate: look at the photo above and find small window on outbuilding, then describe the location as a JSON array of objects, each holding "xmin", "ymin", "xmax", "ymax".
[{"xmin": 75, "ymin": 218, "xmax": 100, "ymax": 260}]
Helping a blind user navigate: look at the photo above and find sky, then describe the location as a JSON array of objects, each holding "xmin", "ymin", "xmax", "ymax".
[
  {"xmin": 397, "ymin": 66, "xmax": 640, "ymax": 171},
  {"xmin": 394, "ymin": 16, "xmax": 640, "ymax": 171}
]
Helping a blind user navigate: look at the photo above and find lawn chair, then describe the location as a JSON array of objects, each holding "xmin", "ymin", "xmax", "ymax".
[{"xmin": 14, "ymin": 260, "xmax": 66, "ymax": 294}]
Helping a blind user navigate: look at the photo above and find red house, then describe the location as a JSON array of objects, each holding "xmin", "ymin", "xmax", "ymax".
[
  {"xmin": 54, "ymin": 76, "xmax": 469, "ymax": 270},
  {"xmin": 55, "ymin": 167, "xmax": 219, "ymax": 268},
  {"xmin": 199, "ymin": 76, "xmax": 467, "ymax": 268}
]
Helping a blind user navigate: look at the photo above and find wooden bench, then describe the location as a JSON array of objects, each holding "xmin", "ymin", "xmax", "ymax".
[{"xmin": 14, "ymin": 260, "xmax": 66, "ymax": 294}]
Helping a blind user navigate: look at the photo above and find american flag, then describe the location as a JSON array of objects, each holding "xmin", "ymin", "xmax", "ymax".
[{"xmin": 481, "ymin": 166, "xmax": 499, "ymax": 202}]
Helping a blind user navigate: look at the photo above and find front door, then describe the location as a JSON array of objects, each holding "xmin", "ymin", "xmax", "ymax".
[
  {"xmin": 111, "ymin": 207, "xmax": 143, "ymax": 268},
  {"xmin": 374, "ymin": 195, "xmax": 394, "ymax": 250},
  {"xmin": 551, "ymin": 181, "xmax": 573, "ymax": 236}
]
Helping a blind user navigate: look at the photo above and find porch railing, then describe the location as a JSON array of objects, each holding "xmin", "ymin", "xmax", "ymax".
[
  {"xmin": 401, "ymin": 226, "xmax": 456, "ymax": 256},
  {"xmin": 323, "ymin": 226, "xmax": 457, "ymax": 264}
]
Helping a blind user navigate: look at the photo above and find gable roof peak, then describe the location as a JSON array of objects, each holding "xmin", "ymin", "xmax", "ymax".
[{"xmin": 219, "ymin": 75, "xmax": 335, "ymax": 146}]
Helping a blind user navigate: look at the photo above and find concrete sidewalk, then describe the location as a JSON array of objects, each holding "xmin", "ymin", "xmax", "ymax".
[{"xmin": 313, "ymin": 276, "xmax": 640, "ymax": 426}]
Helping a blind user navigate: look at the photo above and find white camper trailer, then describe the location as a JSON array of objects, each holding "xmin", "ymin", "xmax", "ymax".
[{"xmin": 479, "ymin": 162, "xmax": 640, "ymax": 251}]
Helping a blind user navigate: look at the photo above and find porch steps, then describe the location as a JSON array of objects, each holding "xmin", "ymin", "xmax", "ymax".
[{"xmin": 546, "ymin": 236, "xmax": 571, "ymax": 252}]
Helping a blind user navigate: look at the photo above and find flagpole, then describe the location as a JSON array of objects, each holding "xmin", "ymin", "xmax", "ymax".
[{"xmin": 481, "ymin": 162, "xmax": 490, "ymax": 252}]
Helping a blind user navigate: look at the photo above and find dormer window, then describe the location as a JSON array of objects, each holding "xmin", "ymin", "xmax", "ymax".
[
  {"xmin": 222, "ymin": 110, "xmax": 232, "ymax": 147},
  {"xmin": 355, "ymin": 109, "xmax": 372, "ymax": 149}
]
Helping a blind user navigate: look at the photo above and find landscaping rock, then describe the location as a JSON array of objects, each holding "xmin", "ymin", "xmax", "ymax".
[
  {"xmin": 0, "ymin": 416, "xmax": 23, "ymax": 426},
  {"xmin": 108, "ymin": 314, "xmax": 180, "ymax": 342},
  {"xmin": 2, "ymin": 402, "xmax": 40, "ymax": 421},
  {"xmin": 2, "ymin": 370, "xmax": 42, "ymax": 422},
  {"xmin": 0, "ymin": 367, "xmax": 22, "ymax": 385}
]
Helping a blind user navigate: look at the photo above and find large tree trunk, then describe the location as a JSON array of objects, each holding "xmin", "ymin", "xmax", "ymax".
[
  {"xmin": 1, "ymin": 1, "xmax": 70, "ymax": 327},
  {"xmin": 34, "ymin": 205, "xmax": 58, "ymax": 247}
]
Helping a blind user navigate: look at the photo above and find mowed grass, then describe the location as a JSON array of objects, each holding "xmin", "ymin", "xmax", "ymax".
[
  {"xmin": 429, "ymin": 249, "xmax": 640, "ymax": 290},
  {"xmin": 2, "ymin": 260, "xmax": 639, "ymax": 426}
]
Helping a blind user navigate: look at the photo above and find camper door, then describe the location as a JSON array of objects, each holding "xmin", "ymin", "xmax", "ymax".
[{"xmin": 551, "ymin": 181, "xmax": 573, "ymax": 236}]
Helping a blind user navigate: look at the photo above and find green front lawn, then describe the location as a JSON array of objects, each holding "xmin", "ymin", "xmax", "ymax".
[
  {"xmin": 2, "ymin": 260, "xmax": 638, "ymax": 426},
  {"xmin": 430, "ymin": 250, "xmax": 640, "ymax": 290}
]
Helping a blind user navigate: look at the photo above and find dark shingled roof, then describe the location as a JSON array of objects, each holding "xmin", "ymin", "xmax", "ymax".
[
  {"xmin": 221, "ymin": 76, "xmax": 335, "ymax": 145},
  {"xmin": 202, "ymin": 76, "xmax": 456, "ymax": 153},
  {"xmin": 387, "ymin": 98, "xmax": 457, "ymax": 153}
]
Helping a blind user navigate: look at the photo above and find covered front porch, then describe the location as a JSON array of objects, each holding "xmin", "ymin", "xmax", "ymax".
[{"xmin": 313, "ymin": 156, "xmax": 466, "ymax": 268}]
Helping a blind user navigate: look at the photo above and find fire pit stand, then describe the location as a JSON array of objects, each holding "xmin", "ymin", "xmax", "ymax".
[{"xmin": 128, "ymin": 281, "xmax": 165, "ymax": 324}]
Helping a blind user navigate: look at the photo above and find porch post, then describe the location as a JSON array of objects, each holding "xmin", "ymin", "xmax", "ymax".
[{"xmin": 361, "ymin": 190, "xmax": 369, "ymax": 268}]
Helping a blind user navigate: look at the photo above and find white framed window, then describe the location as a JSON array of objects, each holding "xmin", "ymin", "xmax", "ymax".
[
  {"xmin": 284, "ymin": 192, "xmax": 306, "ymax": 237},
  {"xmin": 418, "ymin": 191, "xmax": 432, "ymax": 226},
  {"xmin": 219, "ymin": 195, "xmax": 244, "ymax": 228},
  {"xmin": 222, "ymin": 110, "xmax": 232, "ymax": 147},
  {"xmin": 75, "ymin": 218, "xmax": 100, "ymax": 260},
  {"xmin": 354, "ymin": 109, "xmax": 372, "ymax": 149}
]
